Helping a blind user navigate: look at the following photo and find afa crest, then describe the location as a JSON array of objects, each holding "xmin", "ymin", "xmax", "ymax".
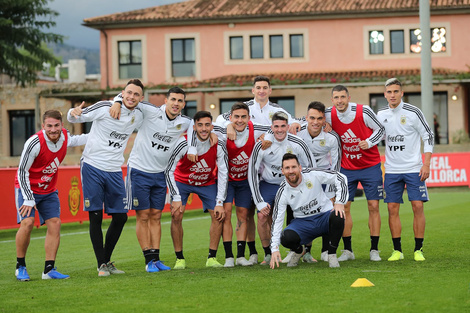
[
  {"xmin": 286, "ymin": 148, "xmax": 293, "ymax": 154},
  {"xmin": 131, "ymin": 115, "xmax": 135, "ymax": 124},
  {"xmin": 176, "ymin": 124, "xmax": 182, "ymax": 130},
  {"xmin": 68, "ymin": 176, "xmax": 81, "ymax": 216},
  {"xmin": 400, "ymin": 116, "xmax": 406, "ymax": 125},
  {"xmin": 133, "ymin": 197, "xmax": 139, "ymax": 207},
  {"xmin": 269, "ymin": 112, "xmax": 274, "ymax": 120},
  {"xmin": 320, "ymin": 139, "xmax": 326, "ymax": 147},
  {"xmin": 306, "ymin": 180, "xmax": 313, "ymax": 189},
  {"xmin": 84, "ymin": 198, "xmax": 90, "ymax": 208}
]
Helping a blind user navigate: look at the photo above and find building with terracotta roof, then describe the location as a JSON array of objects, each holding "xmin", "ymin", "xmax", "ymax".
[{"xmin": 81, "ymin": 0, "xmax": 470, "ymax": 144}]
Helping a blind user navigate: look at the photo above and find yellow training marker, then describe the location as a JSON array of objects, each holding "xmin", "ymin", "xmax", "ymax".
[{"xmin": 351, "ymin": 278, "xmax": 375, "ymax": 287}]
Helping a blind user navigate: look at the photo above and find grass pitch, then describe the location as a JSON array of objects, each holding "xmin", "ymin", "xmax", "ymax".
[{"xmin": 1, "ymin": 188, "xmax": 469, "ymax": 312}]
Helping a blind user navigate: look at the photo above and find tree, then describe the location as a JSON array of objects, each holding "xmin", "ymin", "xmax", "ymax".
[{"xmin": 0, "ymin": 0, "xmax": 64, "ymax": 86}]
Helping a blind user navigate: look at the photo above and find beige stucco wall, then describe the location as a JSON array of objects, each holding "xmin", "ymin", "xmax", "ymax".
[{"xmin": 99, "ymin": 14, "xmax": 470, "ymax": 89}]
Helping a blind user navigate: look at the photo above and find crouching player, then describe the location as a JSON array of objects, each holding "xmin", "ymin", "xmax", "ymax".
[{"xmin": 270, "ymin": 153, "xmax": 348, "ymax": 269}]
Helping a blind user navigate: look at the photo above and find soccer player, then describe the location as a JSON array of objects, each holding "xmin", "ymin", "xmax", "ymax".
[
  {"xmin": 377, "ymin": 78, "xmax": 434, "ymax": 262},
  {"xmin": 110, "ymin": 87, "xmax": 191, "ymax": 272},
  {"xmin": 248, "ymin": 112, "xmax": 315, "ymax": 265},
  {"xmin": 166, "ymin": 111, "xmax": 228, "ymax": 269},
  {"xmin": 325, "ymin": 85, "xmax": 385, "ymax": 262},
  {"xmin": 217, "ymin": 76, "xmax": 299, "ymax": 127},
  {"xmin": 270, "ymin": 153, "xmax": 348, "ymax": 269},
  {"xmin": 15, "ymin": 110, "xmax": 87, "ymax": 281},
  {"xmin": 296, "ymin": 101, "xmax": 341, "ymax": 263},
  {"xmin": 213, "ymin": 102, "xmax": 271, "ymax": 267},
  {"xmin": 67, "ymin": 79, "xmax": 144, "ymax": 276}
]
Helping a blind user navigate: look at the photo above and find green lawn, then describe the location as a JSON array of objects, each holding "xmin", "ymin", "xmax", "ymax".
[{"xmin": 1, "ymin": 188, "xmax": 469, "ymax": 313}]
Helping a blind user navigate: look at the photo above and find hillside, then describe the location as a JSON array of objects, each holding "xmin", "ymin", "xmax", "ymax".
[{"xmin": 48, "ymin": 43, "xmax": 100, "ymax": 74}]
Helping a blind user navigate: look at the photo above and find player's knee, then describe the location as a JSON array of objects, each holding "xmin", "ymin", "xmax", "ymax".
[
  {"xmin": 112, "ymin": 213, "xmax": 128, "ymax": 226},
  {"xmin": 329, "ymin": 211, "xmax": 345, "ymax": 229},
  {"xmin": 280, "ymin": 229, "xmax": 301, "ymax": 250},
  {"xmin": 20, "ymin": 217, "xmax": 35, "ymax": 230}
]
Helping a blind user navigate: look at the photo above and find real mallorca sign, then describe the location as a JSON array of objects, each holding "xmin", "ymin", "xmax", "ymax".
[{"xmin": 426, "ymin": 153, "xmax": 470, "ymax": 187}]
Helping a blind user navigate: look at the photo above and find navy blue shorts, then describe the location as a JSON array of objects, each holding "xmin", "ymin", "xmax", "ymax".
[
  {"xmin": 15, "ymin": 188, "xmax": 60, "ymax": 225},
  {"xmin": 126, "ymin": 167, "xmax": 167, "ymax": 211},
  {"xmin": 175, "ymin": 181, "xmax": 217, "ymax": 212},
  {"xmin": 341, "ymin": 163, "xmax": 383, "ymax": 202},
  {"xmin": 384, "ymin": 172, "xmax": 429, "ymax": 203},
  {"xmin": 283, "ymin": 211, "xmax": 331, "ymax": 246},
  {"xmin": 225, "ymin": 179, "xmax": 253, "ymax": 209},
  {"xmin": 80, "ymin": 162, "xmax": 127, "ymax": 214},
  {"xmin": 259, "ymin": 180, "xmax": 280, "ymax": 211}
]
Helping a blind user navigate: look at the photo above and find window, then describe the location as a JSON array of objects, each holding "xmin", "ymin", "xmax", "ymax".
[
  {"xmin": 410, "ymin": 27, "xmax": 447, "ymax": 54},
  {"xmin": 369, "ymin": 31, "xmax": 384, "ymax": 54},
  {"xmin": 172, "ymin": 38, "xmax": 195, "ymax": 77},
  {"xmin": 225, "ymin": 29, "xmax": 307, "ymax": 63},
  {"xmin": 250, "ymin": 36, "xmax": 264, "ymax": 59},
  {"xmin": 390, "ymin": 30, "xmax": 404, "ymax": 54},
  {"xmin": 230, "ymin": 36, "xmax": 243, "ymax": 60},
  {"xmin": 290, "ymin": 34, "xmax": 304, "ymax": 58},
  {"xmin": 118, "ymin": 41, "xmax": 142, "ymax": 79},
  {"xmin": 272, "ymin": 97, "xmax": 295, "ymax": 117},
  {"xmin": 183, "ymin": 100, "xmax": 197, "ymax": 118},
  {"xmin": 9, "ymin": 110, "xmax": 35, "ymax": 156},
  {"xmin": 365, "ymin": 24, "xmax": 449, "ymax": 57},
  {"xmin": 270, "ymin": 35, "xmax": 283, "ymax": 58}
]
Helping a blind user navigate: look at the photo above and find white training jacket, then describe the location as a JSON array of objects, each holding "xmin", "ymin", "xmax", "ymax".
[
  {"xmin": 67, "ymin": 101, "xmax": 143, "ymax": 172},
  {"xmin": 217, "ymin": 99, "xmax": 297, "ymax": 125},
  {"xmin": 377, "ymin": 100, "xmax": 434, "ymax": 173},
  {"xmin": 248, "ymin": 133, "xmax": 316, "ymax": 210},
  {"xmin": 270, "ymin": 168, "xmax": 349, "ymax": 252}
]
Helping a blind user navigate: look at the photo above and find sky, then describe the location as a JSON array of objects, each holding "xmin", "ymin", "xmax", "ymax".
[{"xmin": 47, "ymin": 0, "xmax": 181, "ymax": 50}]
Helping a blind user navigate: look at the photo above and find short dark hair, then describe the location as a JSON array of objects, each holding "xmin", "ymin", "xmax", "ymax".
[
  {"xmin": 253, "ymin": 75, "xmax": 270, "ymax": 86},
  {"xmin": 126, "ymin": 79, "xmax": 144, "ymax": 92},
  {"xmin": 271, "ymin": 111, "xmax": 288, "ymax": 123},
  {"xmin": 193, "ymin": 110, "xmax": 213, "ymax": 122},
  {"xmin": 282, "ymin": 153, "xmax": 299, "ymax": 166},
  {"xmin": 307, "ymin": 101, "xmax": 326, "ymax": 114},
  {"xmin": 231, "ymin": 102, "xmax": 249, "ymax": 114},
  {"xmin": 331, "ymin": 85, "xmax": 348, "ymax": 96},
  {"xmin": 167, "ymin": 86, "xmax": 186, "ymax": 99},
  {"xmin": 43, "ymin": 110, "xmax": 62, "ymax": 123}
]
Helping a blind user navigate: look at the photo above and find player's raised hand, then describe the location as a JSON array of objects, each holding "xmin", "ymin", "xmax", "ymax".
[{"xmin": 70, "ymin": 101, "xmax": 85, "ymax": 118}]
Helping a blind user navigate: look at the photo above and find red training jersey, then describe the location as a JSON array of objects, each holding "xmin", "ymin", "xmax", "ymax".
[
  {"xmin": 226, "ymin": 121, "xmax": 255, "ymax": 181},
  {"xmin": 331, "ymin": 105, "xmax": 380, "ymax": 170},
  {"xmin": 174, "ymin": 141, "xmax": 218, "ymax": 186},
  {"xmin": 15, "ymin": 129, "xmax": 68, "ymax": 194}
]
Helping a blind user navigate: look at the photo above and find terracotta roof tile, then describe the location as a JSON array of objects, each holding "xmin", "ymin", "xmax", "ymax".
[
  {"xmin": 156, "ymin": 68, "xmax": 468, "ymax": 89},
  {"xmin": 84, "ymin": 0, "xmax": 470, "ymax": 25}
]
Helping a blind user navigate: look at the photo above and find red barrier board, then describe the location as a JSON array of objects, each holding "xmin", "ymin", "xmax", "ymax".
[
  {"xmin": 1, "ymin": 153, "xmax": 469, "ymax": 230},
  {"xmin": 0, "ymin": 166, "xmax": 203, "ymax": 230}
]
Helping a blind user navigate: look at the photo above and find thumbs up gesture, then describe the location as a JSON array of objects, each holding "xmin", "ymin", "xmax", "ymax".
[{"xmin": 70, "ymin": 101, "xmax": 85, "ymax": 118}]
